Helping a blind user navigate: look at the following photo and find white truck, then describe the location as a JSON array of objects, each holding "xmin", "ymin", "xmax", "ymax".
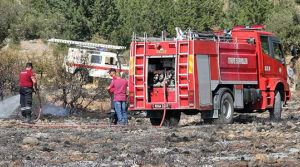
[{"xmin": 48, "ymin": 38, "xmax": 129, "ymax": 78}]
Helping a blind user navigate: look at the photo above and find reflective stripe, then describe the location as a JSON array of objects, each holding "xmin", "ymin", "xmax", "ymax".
[
  {"xmin": 188, "ymin": 54, "xmax": 194, "ymax": 74},
  {"xmin": 20, "ymin": 107, "xmax": 27, "ymax": 111},
  {"xmin": 25, "ymin": 107, "xmax": 31, "ymax": 110}
]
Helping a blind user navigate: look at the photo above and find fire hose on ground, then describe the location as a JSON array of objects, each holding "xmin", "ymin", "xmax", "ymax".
[{"xmin": 19, "ymin": 77, "xmax": 169, "ymax": 128}]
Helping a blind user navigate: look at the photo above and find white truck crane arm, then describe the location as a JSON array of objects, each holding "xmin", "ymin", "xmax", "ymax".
[{"xmin": 48, "ymin": 38, "xmax": 126, "ymax": 50}]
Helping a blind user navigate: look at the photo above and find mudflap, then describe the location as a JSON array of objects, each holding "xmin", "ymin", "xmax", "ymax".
[
  {"xmin": 201, "ymin": 88, "xmax": 232, "ymax": 119},
  {"xmin": 201, "ymin": 110, "xmax": 219, "ymax": 119}
]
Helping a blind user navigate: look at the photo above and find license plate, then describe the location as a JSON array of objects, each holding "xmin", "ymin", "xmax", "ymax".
[
  {"xmin": 153, "ymin": 104, "xmax": 162, "ymax": 108},
  {"xmin": 152, "ymin": 104, "xmax": 170, "ymax": 109}
]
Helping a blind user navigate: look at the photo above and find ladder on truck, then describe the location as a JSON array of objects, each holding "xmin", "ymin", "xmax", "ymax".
[
  {"xmin": 132, "ymin": 33, "xmax": 147, "ymax": 109},
  {"xmin": 177, "ymin": 40, "xmax": 190, "ymax": 108},
  {"xmin": 48, "ymin": 38, "xmax": 126, "ymax": 50}
]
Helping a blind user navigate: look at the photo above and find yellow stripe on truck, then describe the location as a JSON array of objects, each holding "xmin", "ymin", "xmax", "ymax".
[
  {"xmin": 129, "ymin": 57, "xmax": 134, "ymax": 75},
  {"xmin": 188, "ymin": 54, "xmax": 194, "ymax": 74}
]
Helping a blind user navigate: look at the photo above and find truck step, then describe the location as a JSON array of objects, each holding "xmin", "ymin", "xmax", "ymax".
[
  {"xmin": 179, "ymin": 94, "xmax": 189, "ymax": 97},
  {"xmin": 179, "ymin": 42, "xmax": 189, "ymax": 45},
  {"xmin": 179, "ymin": 63, "xmax": 188, "ymax": 66},
  {"xmin": 178, "ymin": 74, "xmax": 188, "ymax": 76},
  {"xmin": 135, "ymin": 96, "xmax": 144, "ymax": 98},
  {"xmin": 178, "ymin": 84, "xmax": 188, "ymax": 87}
]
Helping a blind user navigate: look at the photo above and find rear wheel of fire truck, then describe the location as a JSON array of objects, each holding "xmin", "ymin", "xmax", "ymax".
[
  {"xmin": 269, "ymin": 91, "xmax": 282, "ymax": 122},
  {"xmin": 149, "ymin": 111, "xmax": 181, "ymax": 126},
  {"xmin": 215, "ymin": 91, "xmax": 234, "ymax": 124},
  {"xmin": 166, "ymin": 111, "xmax": 181, "ymax": 126}
]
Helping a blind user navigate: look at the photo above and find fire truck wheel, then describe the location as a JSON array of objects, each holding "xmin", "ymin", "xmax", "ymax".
[
  {"xmin": 149, "ymin": 111, "xmax": 181, "ymax": 126},
  {"xmin": 167, "ymin": 111, "xmax": 181, "ymax": 127},
  {"xmin": 269, "ymin": 91, "xmax": 282, "ymax": 122},
  {"xmin": 217, "ymin": 92, "xmax": 234, "ymax": 124},
  {"xmin": 150, "ymin": 118, "xmax": 162, "ymax": 126}
]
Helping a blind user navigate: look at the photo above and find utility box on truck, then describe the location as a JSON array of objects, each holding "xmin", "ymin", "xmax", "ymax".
[{"xmin": 128, "ymin": 26, "xmax": 291, "ymax": 126}]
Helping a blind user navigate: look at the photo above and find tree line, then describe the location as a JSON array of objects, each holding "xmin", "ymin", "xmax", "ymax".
[{"xmin": 0, "ymin": 0, "xmax": 300, "ymax": 47}]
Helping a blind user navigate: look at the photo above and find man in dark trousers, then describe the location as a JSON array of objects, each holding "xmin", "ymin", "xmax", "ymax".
[{"xmin": 19, "ymin": 62, "xmax": 37, "ymax": 122}]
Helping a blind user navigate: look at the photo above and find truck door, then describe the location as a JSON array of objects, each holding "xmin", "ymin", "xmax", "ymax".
[
  {"xmin": 270, "ymin": 38, "xmax": 286, "ymax": 79},
  {"xmin": 260, "ymin": 35, "xmax": 285, "ymax": 79}
]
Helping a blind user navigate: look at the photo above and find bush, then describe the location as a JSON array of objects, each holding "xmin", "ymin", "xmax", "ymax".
[{"xmin": 0, "ymin": 49, "xmax": 24, "ymax": 97}]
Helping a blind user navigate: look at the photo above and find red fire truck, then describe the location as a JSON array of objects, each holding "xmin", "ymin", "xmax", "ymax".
[{"xmin": 128, "ymin": 26, "xmax": 291, "ymax": 126}]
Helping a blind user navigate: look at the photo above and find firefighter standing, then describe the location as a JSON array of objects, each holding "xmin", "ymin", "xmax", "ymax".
[{"xmin": 19, "ymin": 62, "xmax": 37, "ymax": 122}]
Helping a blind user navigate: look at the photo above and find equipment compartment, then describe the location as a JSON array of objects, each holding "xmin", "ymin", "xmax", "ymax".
[{"xmin": 147, "ymin": 57, "xmax": 176, "ymax": 102}]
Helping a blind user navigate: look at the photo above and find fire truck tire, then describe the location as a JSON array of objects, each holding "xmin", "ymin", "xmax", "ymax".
[
  {"xmin": 269, "ymin": 91, "xmax": 282, "ymax": 122},
  {"xmin": 216, "ymin": 92, "xmax": 234, "ymax": 124},
  {"xmin": 167, "ymin": 111, "xmax": 181, "ymax": 127},
  {"xmin": 150, "ymin": 118, "xmax": 162, "ymax": 126},
  {"xmin": 149, "ymin": 111, "xmax": 181, "ymax": 126}
]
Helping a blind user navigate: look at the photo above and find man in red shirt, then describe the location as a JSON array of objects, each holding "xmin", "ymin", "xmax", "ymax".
[
  {"xmin": 108, "ymin": 69, "xmax": 117, "ymax": 125},
  {"xmin": 19, "ymin": 62, "xmax": 38, "ymax": 122},
  {"xmin": 107, "ymin": 68, "xmax": 128, "ymax": 125}
]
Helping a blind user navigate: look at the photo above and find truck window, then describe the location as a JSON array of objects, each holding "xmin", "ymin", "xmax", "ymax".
[
  {"xmin": 260, "ymin": 36, "xmax": 270, "ymax": 55},
  {"xmin": 273, "ymin": 42, "xmax": 283, "ymax": 61},
  {"xmin": 105, "ymin": 57, "xmax": 117, "ymax": 65},
  {"xmin": 91, "ymin": 55, "xmax": 102, "ymax": 64}
]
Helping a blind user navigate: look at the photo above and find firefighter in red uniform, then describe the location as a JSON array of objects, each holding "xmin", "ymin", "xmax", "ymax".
[{"xmin": 19, "ymin": 62, "xmax": 37, "ymax": 122}]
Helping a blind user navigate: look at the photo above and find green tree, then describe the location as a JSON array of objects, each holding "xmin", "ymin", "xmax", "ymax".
[
  {"xmin": 92, "ymin": 0, "xmax": 119, "ymax": 41},
  {"xmin": 223, "ymin": 0, "xmax": 273, "ymax": 28},
  {"xmin": 9, "ymin": 0, "xmax": 96, "ymax": 41},
  {"xmin": 0, "ymin": 0, "xmax": 23, "ymax": 44},
  {"xmin": 173, "ymin": 0, "xmax": 224, "ymax": 31},
  {"xmin": 265, "ymin": 0, "xmax": 300, "ymax": 46},
  {"xmin": 44, "ymin": 0, "xmax": 95, "ymax": 40},
  {"xmin": 115, "ymin": 0, "xmax": 175, "ymax": 45}
]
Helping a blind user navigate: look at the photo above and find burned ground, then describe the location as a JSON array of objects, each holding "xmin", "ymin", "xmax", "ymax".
[{"xmin": 0, "ymin": 93, "xmax": 299, "ymax": 167}]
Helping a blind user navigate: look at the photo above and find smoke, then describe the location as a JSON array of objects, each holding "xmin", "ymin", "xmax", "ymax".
[
  {"xmin": 0, "ymin": 95, "xmax": 20, "ymax": 118},
  {"xmin": 42, "ymin": 104, "xmax": 68, "ymax": 116}
]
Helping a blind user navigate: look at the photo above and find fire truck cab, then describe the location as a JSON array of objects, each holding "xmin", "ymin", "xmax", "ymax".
[{"xmin": 128, "ymin": 26, "xmax": 291, "ymax": 126}]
